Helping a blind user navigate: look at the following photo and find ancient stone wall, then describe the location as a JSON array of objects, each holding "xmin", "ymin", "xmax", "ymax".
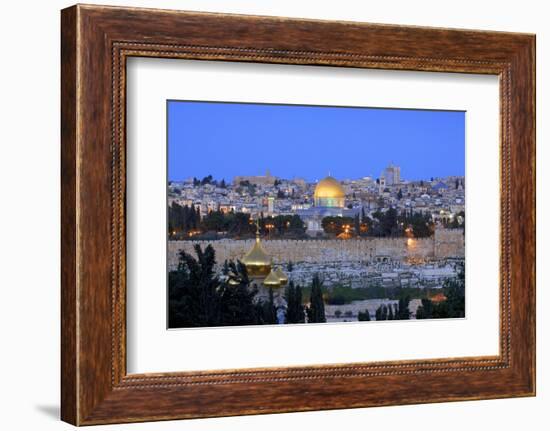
[
  {"xmin": 434, "ymin": 228, "xmax": 465, "ymax": 259},
  {"xmin": 168, "ymin": 228, "xmax": 464, "ymax": 270}
]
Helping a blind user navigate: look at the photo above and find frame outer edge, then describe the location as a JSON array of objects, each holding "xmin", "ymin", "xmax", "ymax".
[
  {"xmin": 504, "ymin": 35, "xmax": 536, "ymax": 396},
  {"xmin": 61, "ymin": 5, "xmax": 79, "ymax": 426},
  {"xmin": 61, "ymin": 4, "xmax": 536, "ymax": 424}
]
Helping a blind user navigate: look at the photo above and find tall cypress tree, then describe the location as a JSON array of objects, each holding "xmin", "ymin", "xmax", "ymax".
[
  {"xmin": 259, "ymin": 287, "xmax": 278, "ymax": 325},
  {"xmin": 397, "ymin": 296, "xmax": 411, "ymax": 320},
  {"xmin": 307, "ymin": 274, "xmax": 326, "ymax": 323},
  {"xmin": 358, "ymin": 309, "xmax": 371, "ymax": 321},
  {"xmin": 285, "ymin": 281, "xmax": 305, "ymax": 324},
  {"xmin": 381, "ymin": 304, "xmax": 388, "ymax": 321},
  {"xmin": 397, "ymin": 189, "xmax": 403, "ymax": 200},
  {"xmin": 195, "ymin": 204, "xmax": 201, "ymax": 226},
  {"xmin": 416, "ymin": 298, "xmax": 433, "ymax": 319},
  {"xmin": 284, "ymin": 282, "xmax": 295, "ymax": 323},
  {"xmin": 388, "ymin": 304, "xmax": 394, "ymax": 320},
  {"xmin": 354, "ymin": 213, "xmax": 361, "ymax": 236},
  {"xmin": 295, "ymin": 284, "xmax": 304, "ymax": 322},
  {"xmin": 190, "ymin": 204, "xmax": 197, "ymax": 230}
]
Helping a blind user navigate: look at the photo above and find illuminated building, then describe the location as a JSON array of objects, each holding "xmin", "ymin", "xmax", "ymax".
[
  {"xmin": 233, "ymin": 169, "xmax": 277, "ymax": 186},
  {"xmin": 274, "ymin": 267, "xmax": 289, "ymax": 286},
  {"xmin": 267, "ymin": 196, "xmax": 275, "ymax": 214},
  {"xmin": 241, "ymin": 224, "xmax": 272, "ymax": 279},
  {"xmin": 313, "ymin": 176, "xmax": 346, "ymax": 208},
  {"xmin": 263, "ymin": 269, "xmax": 282, "ymax": 289},
  {"xmin": 296, "ymin": 175, "xmax": 360, "ymax": 236},
  {"xmin": 240, "ymin": 222, "xmax": 288, "ymax": 288},
  {"xmin": 381, "ymin": 163, "xmax": 401, "ymax": 186}
]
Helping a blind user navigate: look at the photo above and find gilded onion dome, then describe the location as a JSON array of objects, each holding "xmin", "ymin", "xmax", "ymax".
[
  {"xmin": 241, "ymin": 223, "xmax": 271, "ymax": 278},
  {"xmin": 227, "ymin": 276, "xmax": 240, "ymax": 286},
  {"xmin": 274, "ymin": 267, "xmax": 288, "ymax": 286},
  {"xmin": 314, "ymin": 176, "xmax": 346, "ymax": 208},
  {"xmin": 263, "ymin": 269, "xmax": 282, "ymax": 288}
]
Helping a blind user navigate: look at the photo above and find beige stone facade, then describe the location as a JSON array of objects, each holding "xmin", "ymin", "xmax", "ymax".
[{"xmin": 168, "ymin": 228, "xmax": 464, "ymax": 270}]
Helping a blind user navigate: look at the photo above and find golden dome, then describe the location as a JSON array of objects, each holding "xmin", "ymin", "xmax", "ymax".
[
  {"xmin": 274, "ymin": 267, "xmax": 288, "ymax": 286},
  {"xmin": 263, "ymin": 269, "xmax": 282, "ymax": 288},
  {"xmin": 241, "ymin": 225, "xmax": 271, "ymax": 278},
  {"xmin": 227, "ymin": 276, "xmax": 240, "ymax": 286},
  {"xmin": 314, "ymin": 176, "xmax": 345, "ymax": 208}
]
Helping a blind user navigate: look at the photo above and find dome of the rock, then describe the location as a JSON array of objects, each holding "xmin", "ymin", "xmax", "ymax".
[{"xmin": 314, "ymin": 176, "xmax": 345, "ymax": 208}]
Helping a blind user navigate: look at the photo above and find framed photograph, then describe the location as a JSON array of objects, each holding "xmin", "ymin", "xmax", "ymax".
[{"xmin": 61, "ymin": 4, "xmax": 535, "ymax": 425}]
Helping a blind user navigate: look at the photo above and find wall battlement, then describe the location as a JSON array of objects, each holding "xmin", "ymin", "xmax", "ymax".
[{"xmin": 168, "ymin": 229, "xmax": 464, "ymax": 270}]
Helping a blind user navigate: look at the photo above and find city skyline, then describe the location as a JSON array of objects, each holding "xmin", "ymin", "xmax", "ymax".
[{"xmin": 168, "ymin": 100, "xmax": 465, "ymax": 182}]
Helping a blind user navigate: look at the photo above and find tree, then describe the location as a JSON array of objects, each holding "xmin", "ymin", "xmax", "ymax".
[
  {"xmin": 289, "ymin": 215, "xmax": 306, "ymax": 235},
  {"xmin": 437, "ymin": 262, "xmax": 465, "ymax": 318},
  {"xmin": 168, "ymin": 245, "xmax": 269, "ymax": 328},
  {"xmin": 220, "ymin": 179, "xmax": 227, "ymax": 188},
  {"xmin": 415, "ymin": 298, "xmax": 433, "ymax": 319},
  {"xmin": 397, "ymin": 296, "xmax": 411, "ymax": 320},
  {"xmin": 168, "ymin": 244, "xmax": 222, "ymax": 328},
  {"xmin": 372, "ymin": 207, "xmax": 399, "ymax": 237},
  {"xmin": 388, "ymin": 304, "xmax": 394, "ymax": 320},
  {"xmin": 218, "ymin": 261, "xmax": 259, "ymax": 326},
  {"xmin": 354, "ymin": 214, "xmax": 361, "ymax": 236},
  {"xmin": 408, "ymin": 212, "xmax": 433, "ymax": 238},
  {"xmin": 306, "ymin": 274, "xmax": 326, "ymax": 323},
  {"xmin": 285, "ymin": 281, "xmax": 305, "ymax": 324},
  {"xmin": 397, "ymin": 188, "xmax": 403, "ymax": 200},
  {"xmin": 358, "ymin": 309, "xmax": 371, "ymax": 321},
  {"xmin": 201, "ymin": 174, "xmax": 214, "ymax": 185},
  {"xmin": 321, "ymin": 216, "xmax": 354, "ymax": 236},
  {"xmin": 375, "ymin": 304, "xmax": 388, "ymax": 321},
  {"xmin": 257, "ymin": 287, "xmax": 278, "ymax": 325}
]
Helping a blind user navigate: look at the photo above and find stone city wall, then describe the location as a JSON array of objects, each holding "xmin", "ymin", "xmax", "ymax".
[{"xmin": 168, "ymin": 228, "xmax": 464, "ymax": 270}]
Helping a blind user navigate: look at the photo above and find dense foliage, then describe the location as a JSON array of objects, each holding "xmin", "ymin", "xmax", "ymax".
[
  {"xmin": 416, "ymin": 262, "xmax": 465, "ymax": 319},
  {"xmin": 321, "ymin": 208, "xmax": 436, "ymax": 238},
  {"xmin": 285, "ymin": 281, "xmax": 305, "ymax": 324},
  {"xmin": 169, "ymin": 246, "xmax": 327, "ymax": 327},
  {"xmin": 168, "ymin": 245, "xmax": 276, "ymax": 328},
  {"xmin": 306, "ymin": 274, "xmax": 326, "ymax": 323},
  {"xmin": 168, "ymin": 204, "xmax": 306, "ymax": 240}
]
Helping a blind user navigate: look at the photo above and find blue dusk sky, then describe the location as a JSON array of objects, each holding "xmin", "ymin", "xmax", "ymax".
[{"xmin": 167, "ymin": 100, "xmax": 465, "ymax": 183}]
